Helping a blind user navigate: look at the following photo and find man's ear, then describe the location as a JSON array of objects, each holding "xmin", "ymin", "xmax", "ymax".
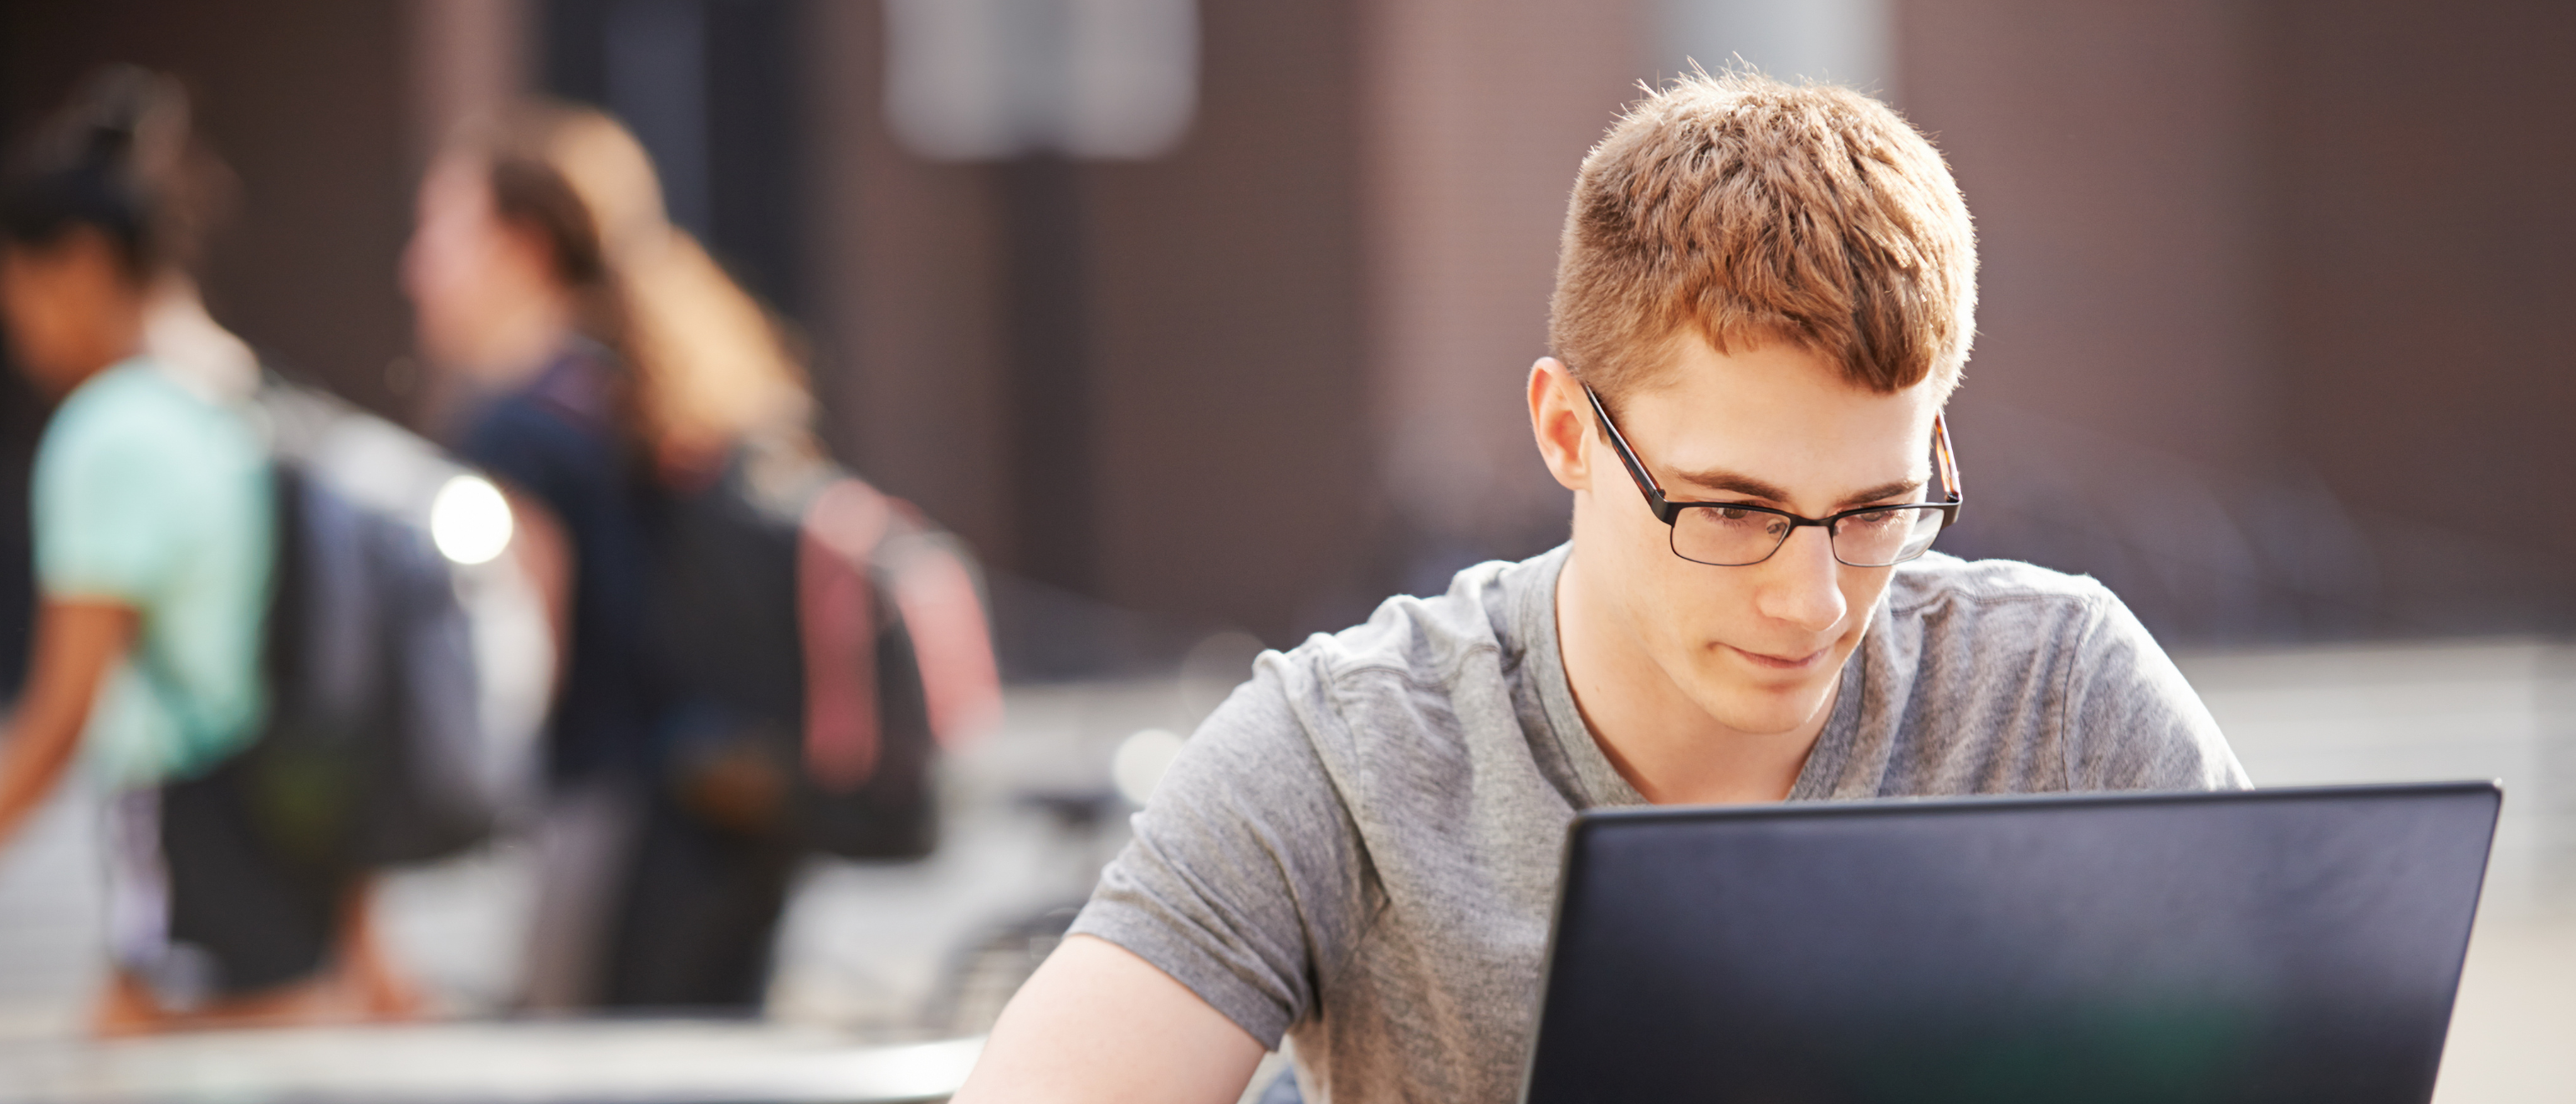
[{"xmin": 1528, "ymin": 357, "xmax": 1592, "ymax": 493}]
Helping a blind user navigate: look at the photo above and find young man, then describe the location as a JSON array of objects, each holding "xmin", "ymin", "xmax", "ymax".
[{"xmin": 953, "ymin": 73, "xmax": 2246, "ymax": 1104}]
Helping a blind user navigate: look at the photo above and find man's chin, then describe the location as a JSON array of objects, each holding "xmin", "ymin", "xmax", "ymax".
[{"xmin": 1690, "ymin": 683, "xmax": 1835, "ymax": 739}]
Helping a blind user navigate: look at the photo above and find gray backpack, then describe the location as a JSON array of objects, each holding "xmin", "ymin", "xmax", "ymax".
[{"xmin": 221, "ymin": 377, "xmax": 537, "ymax": 869}]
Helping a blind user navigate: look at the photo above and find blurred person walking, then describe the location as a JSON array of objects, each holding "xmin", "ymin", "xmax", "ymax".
[
  {"xmin": 0, "ymin": 66, "xmax": 411, "ymax": 1033},
  {"xmin": 405, "ymin": 104, "xmax": 829, "ymax": 1012}
]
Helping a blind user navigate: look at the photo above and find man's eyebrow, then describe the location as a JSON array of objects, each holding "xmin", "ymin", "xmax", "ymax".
[
  {"xmin": 1664, "ymin": 468, "xmax": 1795, "ymax": 503},
  {"xmin": 1666, "ymin": 469, "xmax": 1925, "ymax": 509},
  {"xmin": 1838, "ymin": 478, "xmax": 1927, "ymax": 508}
]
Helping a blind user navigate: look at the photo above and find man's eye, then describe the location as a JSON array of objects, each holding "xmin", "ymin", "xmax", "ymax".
[{"xmin": 1843, "ymin": 508, "xmax": 1927, "ymax": 534}]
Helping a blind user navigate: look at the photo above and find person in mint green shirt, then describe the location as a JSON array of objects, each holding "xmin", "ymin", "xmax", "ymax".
[
  {"xmin": 32, "ymin": 356, "xmax": 272, "ymax": 791},
  {"xmin": 0, "ymin": 65, "xmax": 410, "ymax": 1032}
]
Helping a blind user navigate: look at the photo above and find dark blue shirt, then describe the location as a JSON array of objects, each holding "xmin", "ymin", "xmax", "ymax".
[{"xmin": 456, "ymin": 344, "xmax": 663, "ymax": 785}]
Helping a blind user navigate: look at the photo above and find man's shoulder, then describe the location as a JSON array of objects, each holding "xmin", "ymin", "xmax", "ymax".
[
  {"xmin": 1886, "ymin": 551, "xmax": 2118, "ymax": 621},
  {"xmin": 1219, "ymin": 550, "xmax": 1556, "ymax": 777},
  {"xmin": 1875, "ymin": 552, "xmax": 2134, "ymax": 682},
  {"xmin": 1285, "ymin": 554, "xmax": 1540, "ymax": 691},
  {"xmin": 1868, "ymin": 554, "xmax": 2244, "ymax": 793}
]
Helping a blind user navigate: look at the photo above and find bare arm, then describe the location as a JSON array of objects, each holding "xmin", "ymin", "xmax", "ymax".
[
  {"xmin": 0, "ymin": 599, "xmax": 137, "ymax": 848},
  {"xmin": 496, "ymin": 485, "xmax": 572, "ymax": 679},
  {"xmin": 952, "ymin": 934, "xmax": 1268, "ymax": 1104}
]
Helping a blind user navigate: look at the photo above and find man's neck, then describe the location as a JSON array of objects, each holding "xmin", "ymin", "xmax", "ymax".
[{"xmin": 1553, "ymin": 549, "xmax": 1837, "ymax": 805}]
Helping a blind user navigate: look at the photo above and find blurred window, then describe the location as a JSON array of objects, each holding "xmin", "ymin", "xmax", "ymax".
[
  {"xmin": 885, "ymin": 0, "xmax": 1199, "ymax": 161},
  {"xmin": 1656, "ymin": 0, "xmax": 1889, "ymax": 92}
]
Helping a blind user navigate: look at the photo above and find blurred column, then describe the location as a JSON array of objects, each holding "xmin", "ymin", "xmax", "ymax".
[
  {"xmin": 800, "ymin": 3, "xmax": 1016, "ymax": 571},
  {"xmin": 404, "ymin": 0, "xmax": 532, "ymax": 171},
  {"xmin": 600, "ymin": 0, "xmax": 710, "ymax": 239},
  {"xmin": 1359, "ymin": 0, "xmax": 1647, "ymax": 593},
  {"xmin": 1080, "ymin": 2, "xmax": 1372, "ymax": 640},
  {"xmin": 837, "ymin": 0, "xmax": 1201, "ymax": 599},
  {"xmin": 996, "ymin": 153, "xmax": 1097, "ymax": 595},
  {"xmin": 881, "ymin": 0, "xmax": 1193, "ymax": 597},
  {"xmin": 810, "ymin": 2, "xmax": 1394, "ymax": 646},
  {"xmin": 539, "ymin": 0, "xmax": 804, "ymax": 314}
]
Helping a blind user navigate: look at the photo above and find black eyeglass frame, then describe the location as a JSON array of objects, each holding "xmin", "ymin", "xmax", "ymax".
[{"xmin": 1581, "ymin": 382, "xmax": 1964, "ymax": 568}]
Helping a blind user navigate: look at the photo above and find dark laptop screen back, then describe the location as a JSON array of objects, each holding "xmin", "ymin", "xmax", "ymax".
[{"xmin": 1521, "ymin": 783, "xmax": 2499, "ymax": 1104}]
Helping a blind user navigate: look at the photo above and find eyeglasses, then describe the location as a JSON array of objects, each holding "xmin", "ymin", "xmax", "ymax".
[{"xmin": 1582, "ymin": 383, "xmax": 1962, "ymax": 568}]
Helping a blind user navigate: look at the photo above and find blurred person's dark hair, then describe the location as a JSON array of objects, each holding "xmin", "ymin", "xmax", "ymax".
[
  {"xmin": 0, "ymin": 65, "xmax": 233, "ymax": 284},
  {"xmin": 448, "ymin": 102, "xmax": 812, "ymax": 479}
]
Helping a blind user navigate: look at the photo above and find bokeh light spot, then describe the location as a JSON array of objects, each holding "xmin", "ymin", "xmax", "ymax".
[
  {"xmin": 1112, "ymin": 728, "xmax": 1185, "ymax": 807},
  {"xmin": 432, "ymin": 473, "xmax": 514, "ymax": 565}
]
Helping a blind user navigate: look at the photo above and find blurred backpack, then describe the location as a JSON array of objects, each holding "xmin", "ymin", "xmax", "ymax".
[
  {"xmin": 198, "ymin": 375, "xmax": 533, "ymax": 871},
  {"xmin": 651, "ymin": 436, "xmax": 999, "ymax": 860}
]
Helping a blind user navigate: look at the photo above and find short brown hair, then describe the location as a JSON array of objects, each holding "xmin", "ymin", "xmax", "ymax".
[{"xmin": 1549, "ymin": 71, "xmax": 1975, "ymax": 402}]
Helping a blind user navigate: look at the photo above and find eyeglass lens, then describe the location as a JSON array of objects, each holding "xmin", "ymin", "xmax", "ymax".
[{"xmin": 1669, "ymin": 503, "xmax": 1947, "ymax": 567}]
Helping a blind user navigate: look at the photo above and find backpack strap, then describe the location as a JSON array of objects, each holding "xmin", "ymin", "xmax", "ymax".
[
  {"xmin": 798, "ymin": 478, "xmax": 892, "ymax": 792},
  {"xmin": 879, "ymin": 503, "xmax": 1002, "ymax": 749}
]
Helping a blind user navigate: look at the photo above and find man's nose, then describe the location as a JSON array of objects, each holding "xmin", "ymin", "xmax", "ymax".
[{"xmin": 1754, "ymin": 525, "xmax": 1848, "ymax": 634}]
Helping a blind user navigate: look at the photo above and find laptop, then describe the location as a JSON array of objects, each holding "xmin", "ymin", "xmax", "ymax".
[{"xmin": 1520, "ymin": 782, "xmax": 2502, "ymax": 1104}]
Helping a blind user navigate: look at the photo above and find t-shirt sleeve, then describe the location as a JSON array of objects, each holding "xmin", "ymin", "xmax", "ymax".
[
  {"xmin": 1067, "ymin": 652, "xmax": 1369, "ymax": 1048},
  {"xmin": 34, "ymin": 406, "xmax": 193, "ymax": 603},
  {"xmin": 2059, "ymin": 590, "xmax": 2251, "ymax": 791}
]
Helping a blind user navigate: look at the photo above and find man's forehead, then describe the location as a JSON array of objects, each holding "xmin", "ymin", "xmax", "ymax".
[
  {"xmin": 1613, "ymin": 350, "xmax": 1940, "ymax": 504},
  {"xmin": 1653, "ymin": 446, "xmax": 1932, "ymax": 509}
]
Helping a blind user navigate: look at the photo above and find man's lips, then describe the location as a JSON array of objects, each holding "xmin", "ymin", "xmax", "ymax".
[{"xmin": 1724, "ymin": 643, "xmax": 1832, "ymax": 671}]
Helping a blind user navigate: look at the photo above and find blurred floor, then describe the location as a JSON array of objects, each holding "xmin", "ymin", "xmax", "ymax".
[
  {"xmin": 0, "ymin": 775, "xmax": 102, "ymax": 1038},
  {"xmin": 366, "ymin": 675, "xmax": 1206, "ymax": 1031},
  {"xmin": 2179, "ymin": 640, "xmax": 2576, "ymax": 916},
  {"xmin": 1, "ymin": 641, "xmax": 2571, "ymax": 1099},
  {"xmin": 0, "ymin": 1023, "xmax": 982, "ymax": 1103}
]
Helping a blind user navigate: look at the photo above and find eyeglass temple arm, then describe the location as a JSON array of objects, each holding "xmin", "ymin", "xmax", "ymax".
[
  {"xmin": 1932, "ymin": 411, "xmax": 1962, "ymax": 506},
  {"xmin": 1582, "ymin": 384, "xmax": 1669, "ymax": 503}
]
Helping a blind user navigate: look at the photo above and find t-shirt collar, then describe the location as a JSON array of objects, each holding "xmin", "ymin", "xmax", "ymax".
[{"xmin": 1512, "ymin": 542, "xmax": 1867, "ymax": 809}]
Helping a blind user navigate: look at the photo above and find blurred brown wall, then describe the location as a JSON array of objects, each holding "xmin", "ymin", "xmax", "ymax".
[
  {"xmin": 1360, "ymin": 0, "xmax": 1647, "ymax": 598},
  {"xmin": 0, "ymin": 0, "xmax": 417, "ymax": 418},
  {"xmin": 2257, "ymin": 0, "xmax": 2576, "ymax": 633},
  {"xmin": 1899, "ymin": 0, "xmax": 2576, "ymax": 638},
  {"xmin": 1081, "ymin": 0, "xmax": 1374, "ymax": 640},
  {"xmin": 3, "ymin": 0, "xmax": 2566, "ymax": 657},
  {"xmin": 1902, "ymin": 0, "xmax": 2271, "ymax": 468},
  {"xmin": 0, "ymin": 0, "xmax": 424, "ymax": 691},
  {"xmin": 806, "ymin": 0, "xmax": 1650, "ymax": 644},
  {"xmin": 1895, "ymin": 0, "xmax": 2297, "ymax": 637},
  {"xmin": 805, "ymin": 0, "xmax": 1638, "ymax": 646},
  {"xmin": 801, "ymin": 2, "xmax": 1388, "ymax": 644},
  {"xmin": 803, "ymin": 3, "xmax": 1017, "ymax": 585}
]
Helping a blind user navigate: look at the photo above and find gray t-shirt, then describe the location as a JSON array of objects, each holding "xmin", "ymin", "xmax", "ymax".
[{"xmin": 1071, "ymin": 544, "xmax": 2248, "ymax": 1102}]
